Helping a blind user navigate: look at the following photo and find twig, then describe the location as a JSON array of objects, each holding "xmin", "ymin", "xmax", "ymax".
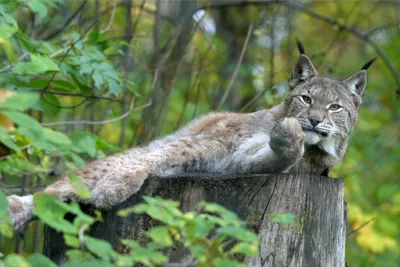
[
  {"xmin": 41, "ymin": 19, "xmax": 98, "ymax": 97},
  {"xmin": 34, "ymin": 90, "xmax": 121, "ymax": 102},
  {"xmin": 0, "ymin": 53, "xmax": 29, "ymax": 73},
  {"xmin": 43, "ymin": 95, "xmax": 87, "ymax": 109},
  {"xmin": 346, "ymin": 217, "xmax": 375, "ymax": 237},
  {"xmin": 192, "ymin": 0, "xmax": 400, "ymax": 90},
  {"xmin": 43, "ymin": 0, "xmax": 87, "ymax": 40},
  {"xmin": 79, "ymin": 223, "xmax": 90, "ymax": 252},
  {"xmin": 281, "ymin": 1, "xmax": 400, "ymax": 87},
  {"xmin": 176, "ymin": 41, "xmax": 214, "ymax": 128},
  {"xmin": 240, "ymin": 86, "xmax": 273, "ymax": 112},
  {"xmin": 41, "ymin": 99, "xmax": 152, "ymax": 127},
  {"xmin": 101, "ymin": 0, "xmax": 117, "ymax": 34},
  {"xmin": 217, "ymin": 24, "xmax": 253, "ymax": 109}
]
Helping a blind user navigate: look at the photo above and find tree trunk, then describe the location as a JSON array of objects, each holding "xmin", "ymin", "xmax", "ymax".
[
  {"xmin": 43, "ymin": 174, "xmax": 346, "ymax": 267},
  {"xmin": 138, "ymin": 0, "xmax": 198, "ymax": 144}
]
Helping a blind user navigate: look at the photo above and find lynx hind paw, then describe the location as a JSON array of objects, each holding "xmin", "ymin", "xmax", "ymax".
[{"xmin": 7, "ymin": 195, "xmax": 34, "ymax": 232}]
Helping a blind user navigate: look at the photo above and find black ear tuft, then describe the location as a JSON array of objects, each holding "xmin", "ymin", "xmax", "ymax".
[
  {"xmin": 361, "ymin": 57, "xmax": 377, "ymax": 70},
  {"xmin": 295, "ymin": 37, "xmax": 305, "ymax": 55}
]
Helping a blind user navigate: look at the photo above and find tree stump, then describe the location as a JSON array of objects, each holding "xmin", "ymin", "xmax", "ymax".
[{"xmin": 43, "ymin": 174, "xmax": 346, "ymax": 267}]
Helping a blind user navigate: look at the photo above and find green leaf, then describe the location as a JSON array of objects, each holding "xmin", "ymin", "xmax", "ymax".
[
  {"xmin": 43, "ymin": 128, "xmax": 72, "ymax": 146},
  {"xmin": 214, "ymin": 258, "xmax": 246, "ymax": 267},
  {"xmin": 0, "ymin": 189, "xmax": 13, "ymax": 238},
  {"xmin": 67, "ymin": 152, "xmax": 86, "ymax": 169},
  {"xmin": 216, "ymin": 226, "xmax": 259, "ymax": 243},
  {"xmin": 146, "ymin": 226, "xmax": 173, "ymax": 247},
  {"xmin": 63, "ymin": 234, "xmax": 80, "ymax": 248},
  {"xmin": 0, "ymin": 126, "xmax": 20, "ymax": 152},
  {"xmin": 269, "ymin": 213, "xmax": 298, "ymax": 225},
  {"xmin": 0, "ymin": 26, "xmax": 17, "ymax": 38},
  {"xmin": 33, "ymin": 194, "xmax": 77, "ymax": 234},
  {"xmin": 0, "ymin": 37, "xmax": 16, "ymax": 61},
  {"xmin": 0, "ymin": 188, "xmax": 8, "ymax": 214},
  {"xmin": 62, "ymin": 259, "xmax": 113, "ymax": 267},
  {"xmin": 33, "ymin": 194, "xmax": 94, "ymax": 234},
  {"xmin": 2, "ymin": 111, "xmax": 42, "ymax": 132},
  {"xmin": 70, "ymin": 132, "xmax": 97, "ymax": 157},
  {"xmin": 27, "ymin": 253, "xmax": 57, "ymax": 267},
  {"xmin": 230, "ymin": 242, "xmax": 258, "ymax": 256},
  {"xmin": 0, "ymin": 92, "xmax": 40, "ymax": 112},
  {"xmin": 13, "ymin": 54, "xmax": 60, "ymax": 75},
  {"xmin": 133, "ymin": 197, "xmax": 182, "ymax": 226},
  {"xmin": 84, "ymin": 236, "xmax": 115, "ymax": 262},
  {"xmin": 4, "ymin": 254, "xmax": 29, "ymax": 267},
  {"xmin": 116, "ymin": 206, "xmax": 136, "ymax": 217},
  {"xmin": 200, "ymin": 202, "xmax": 243, "ymax": 226},
  {"xmin": 64, "ymin": 249, "xmax": 93, "ymax": 261},
  {"xmin": 121, "ymin": 240, "xmax": 167, "ymax": 266},
  {"xmin": 28, "ymin": 0, "xmax": 48, "ymax": 22},
  {"xmin": 183, "ymin": 215, "xmax": 215, "ymax": 241}
]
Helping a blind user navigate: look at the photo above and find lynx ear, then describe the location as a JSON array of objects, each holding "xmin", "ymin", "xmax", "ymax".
[
  {"xmin": 289, "ymin": 54, "xmax": 319, "ymax": 89},
  {"xmin": 342, "ymin": 70, "xmax": 367, "ymax": 96},
  {"xmin": 289, "ymin": 39, "xmax": 318, "ymax": 89},
  {"xmin": 343, "ymin": 58, "xmax": 375, "ymax": 96}
]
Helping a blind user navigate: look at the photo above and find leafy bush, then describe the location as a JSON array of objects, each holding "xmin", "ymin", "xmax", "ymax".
[{"xmin": 0, "ymin": 187, "xmax": 260, "ymax": 266}]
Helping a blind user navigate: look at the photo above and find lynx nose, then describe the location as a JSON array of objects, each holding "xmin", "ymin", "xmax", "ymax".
[{"xmin": 309, "ymin": 117, "xmax": 322, "ymax": 127}]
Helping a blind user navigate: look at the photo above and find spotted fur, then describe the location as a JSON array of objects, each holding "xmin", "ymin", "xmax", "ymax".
[{"xmin": 7, "ymin": 43, "xmax": 374, "ymax": 231}]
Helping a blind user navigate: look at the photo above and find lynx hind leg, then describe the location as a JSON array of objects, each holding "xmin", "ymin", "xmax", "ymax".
[
  {"xmin": 43, "ymin": 177, "xmax": 78, "ymax": 201},
  {"xmin": 269, "ymin": 117, "xmax": 305, "ymax": 159},
  {"xmin": 7, "ymin": 195, "xmax": 34, "ymax": 231},
  {"xmin": 90, "ymin": 170, "xmax": 148, "ymax": 208}
]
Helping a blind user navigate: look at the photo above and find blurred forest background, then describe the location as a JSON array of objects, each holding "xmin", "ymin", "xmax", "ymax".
[{"xmin": 0, "ymin": 0, "xmax": 399, "ymax": 266}]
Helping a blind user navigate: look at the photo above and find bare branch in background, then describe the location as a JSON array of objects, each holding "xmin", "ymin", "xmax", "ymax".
[
  {"xmin": 42, "ymin": 0, "xmax": 87, "ymax": 40},
  {"xmin": 176, "ymin": 41, "xmax": 214, "ymax": 129},
  {"xmin": 193, "ymin": 0, "xmax": 400, "ymax": 91},
  {"xmin": 217, "ymin": 24, "xmax": 253, "ymax": 110},
  {"xmin": 346, "ymin": 217, "xmax": 376, "ymax": 237},
  {"xmin": 41, "ymin": 99, "xmax": 152, "ymax": 127},
  {"xmin": 41, "ymin": 19, "xmax": 98, "ymax": 97},
  {"xmin": 101, "ymin": 0, "xmax": 117, "ymax": 34},
  {"xmin": 282, "ymin": 1, "xmax": 400, "ymax": 88}
]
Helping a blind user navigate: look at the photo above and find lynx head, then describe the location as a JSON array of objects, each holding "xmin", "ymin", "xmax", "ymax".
[{"xmin": 286, "ymin": 39, "xmax": 375, "ymax": 158}]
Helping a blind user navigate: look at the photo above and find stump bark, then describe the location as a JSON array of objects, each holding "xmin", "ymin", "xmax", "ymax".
[{"xmin": 43, "ymin": 174, "xmax": 346, "ymax": 267}]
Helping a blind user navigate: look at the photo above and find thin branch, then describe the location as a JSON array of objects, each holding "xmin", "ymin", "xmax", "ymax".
[
  {"xmin": 347, "ymin": 217, "xmax": 375, "ymax": 237},
  {"xmin": 79, "ymin": 223, "xmax": 90, "ymax": 252},
  {"xmin": 192, "ymin": 0, "xmax": 400, "ymax": 89},
  {"xmin": 217, "ymin": 24, "xmax": 253, "ymax": 109},
  {"xmin": 41, "ymin": 19, "xmax": 98, "ymax": 97},
  {"xmin": 101, "ymin": 0, "xmax": 117, "ymax": 34},
  {"xmin": 42, "ymin": 0, "xmax": 87, "ymax": 40},
  {"xmin": 0, "ymin": 53, "xmax": 29, "ymax": 73},
  {"xmin": 32, "ymin": 90, "xmax": 121, "ymax": 102},
  {"xmin": 281, "ymin": 1, "xmax": 400, "ymax": 87},
  {"xmin": 42, "ymin": 99, "xmax": 152, "ymax": 127},
  {"xmin": 43, "ymin": 95, "xmax": 87, "ymax": 109},
  {"xmin": 367, "ymin": 23, "xmax": 400, "ymax": 37}
]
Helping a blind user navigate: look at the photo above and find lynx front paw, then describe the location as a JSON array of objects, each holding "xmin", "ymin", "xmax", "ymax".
[{"xmin": 269, "ymin": 117, "xmax": 305, "ymax": 159}]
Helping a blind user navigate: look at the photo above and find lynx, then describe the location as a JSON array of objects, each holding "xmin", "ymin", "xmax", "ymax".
[{"xmin": 7, "ymin": 41, "xmax": 375, "ymax": 231}]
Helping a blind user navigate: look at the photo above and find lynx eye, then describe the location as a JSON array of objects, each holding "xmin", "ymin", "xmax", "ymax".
[
  {"xmin": 329, "ymin": 104, "xmax": 341, "ymax": 111},
  {"xmin": 301, "ymin": 95, "xmax": 312, "ymax": 104}
]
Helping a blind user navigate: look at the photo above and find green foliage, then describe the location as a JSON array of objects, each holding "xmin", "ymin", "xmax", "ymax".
[
  {"xmin": 0, "ymin": 190, "xmax": 13, "ymax": 238},
  {"xmin": 2, "ymin": 196, "xmax": 259, "ymax": 266},
  {"xmin": 132, "ymin": 197, "xmax": 259, "ymax": 265}
]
